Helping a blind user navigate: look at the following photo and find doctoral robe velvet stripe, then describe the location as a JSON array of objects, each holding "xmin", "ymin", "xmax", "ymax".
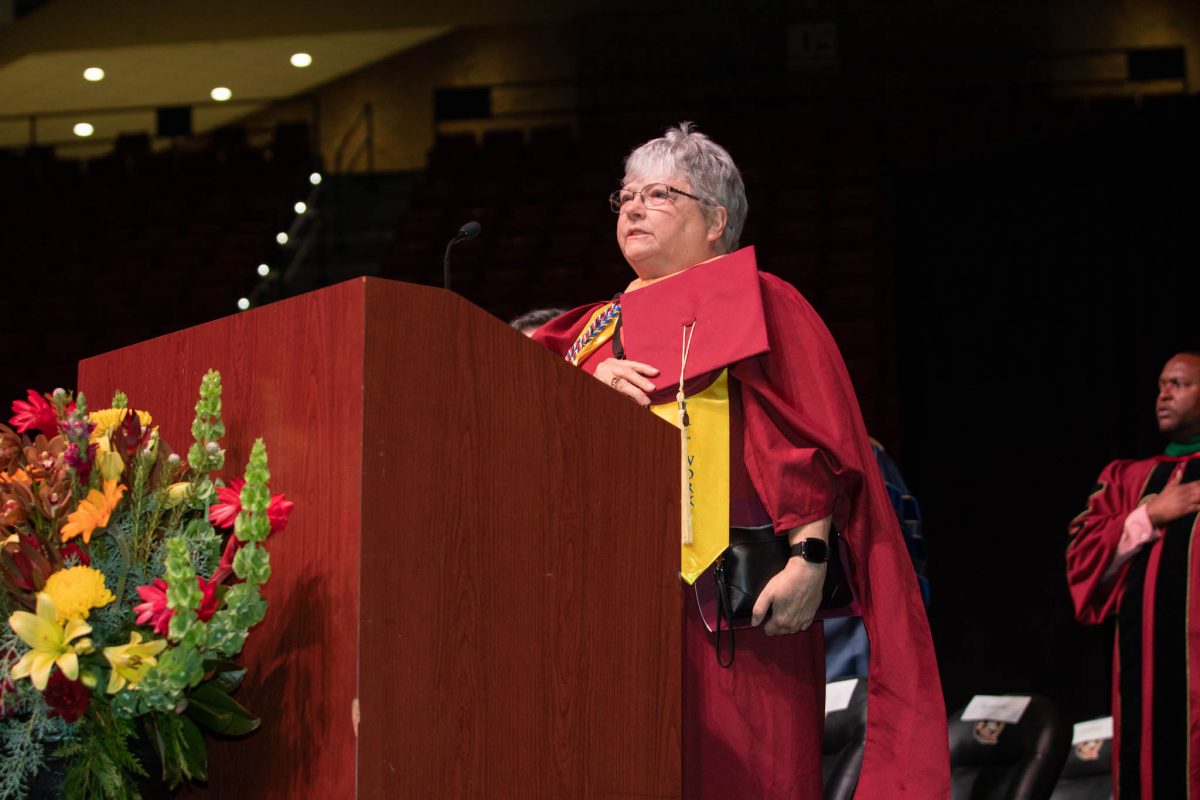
[{"xmin": 1069, "ymin": 453, "xmax": 1200, "ymax": 799}]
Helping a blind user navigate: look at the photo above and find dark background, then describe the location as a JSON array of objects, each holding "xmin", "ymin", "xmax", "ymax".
[
  {"xmin": 4, "ymin": 0, "xmax": 1200, "ymax": 726},
  {"xmin": 891, "ymin": 100, "xmax": 1200, "ymax": 716}
]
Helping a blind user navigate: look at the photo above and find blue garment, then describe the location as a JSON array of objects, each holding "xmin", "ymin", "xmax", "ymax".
[{"xmin": 825, "ymin": 441, "xmax": 929, "ymax": 679}]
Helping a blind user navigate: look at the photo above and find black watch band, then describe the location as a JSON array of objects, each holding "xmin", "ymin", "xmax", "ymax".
[{"xmin": 789, "ymin": 538, "xmax": 829, "ymax": 564}]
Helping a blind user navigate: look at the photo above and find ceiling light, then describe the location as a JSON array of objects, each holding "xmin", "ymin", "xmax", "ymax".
[
  {"xmin": 83, "ymin": 67, "xmax": 105, "ymax": 82},
  {"xmin": 73, "ymin": 122, "xmax": 94, "ymax": 137},
  {"xmin": 211, "ymin": 87, "xmax": 232, "ymax": 102},
  {"xmin": 276, "ymin": 232, "xmax": 289, "ymax": 245},
  {"xmin": 257, "ymin": 264, "xmax": 271, "ymax": 277},
  {"xmin": 309, "ymin": 172, "xmax": 322, "ymax": 185},
  {"xmin": 237, "ymin": 298, "xmax": 251, "ymax": 311},
  {"xmin": 294, "ymin": 201, "xmax": 307, "ymax": 215},
  {"xmin": 290, "ymin": 53, "xmax": 313, "ymax": 68}
]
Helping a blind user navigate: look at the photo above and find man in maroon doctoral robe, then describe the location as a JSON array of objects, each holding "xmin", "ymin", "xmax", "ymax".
[{"xmin": 1067, "ymin": 351, "xmax": 1200, "ymax": 799}]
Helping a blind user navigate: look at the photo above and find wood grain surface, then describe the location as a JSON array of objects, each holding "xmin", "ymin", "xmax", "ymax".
[
  {"xmin": 78, "ymin": 278, "xmax": 681, "ymax": 798},
  {"xmin": 358, "ymin": 279, "xmax": 681, "ymax": 799},
  {"xmin": 79, "ymin": 280, "xmax": 365, "ymax": 799}
]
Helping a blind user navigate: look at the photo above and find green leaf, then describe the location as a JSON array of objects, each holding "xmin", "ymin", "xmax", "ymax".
[
  {"xmin": 185, "ymin": 681, "xmax": 261, "ymax": 736},
  {"xmin": 203, "ymin": 660, "xmax": 247, "ymax": 694},
  {"xmin": 178, "ymin": 715, "xmax": 208, "ymax": 783}
]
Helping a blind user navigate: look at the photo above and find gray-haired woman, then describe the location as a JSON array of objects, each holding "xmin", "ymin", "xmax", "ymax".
[{"xmin": 534, "ymin": 123, "xmax": 948, "ymax": 798}]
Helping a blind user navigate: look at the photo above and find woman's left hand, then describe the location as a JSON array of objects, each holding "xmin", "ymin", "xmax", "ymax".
[{"xmin": 751, "ymin": 558, "xmax": 827, "ymax": 635}]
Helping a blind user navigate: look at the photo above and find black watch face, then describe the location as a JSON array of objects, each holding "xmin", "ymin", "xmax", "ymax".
[{"xmin": 802, "ymin": 538, "xmax": 829, "ymax": 563}]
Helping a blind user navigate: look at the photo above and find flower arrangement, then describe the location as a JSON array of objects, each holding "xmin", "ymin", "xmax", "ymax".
[{"xmin": 0, "ymin": 371, "xmax": 291, "ymax": 799}]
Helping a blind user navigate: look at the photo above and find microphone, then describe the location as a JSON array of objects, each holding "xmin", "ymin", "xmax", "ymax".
[{"xmin": 444, "ymin": 221, "xmax": 481, "ymax": 290}]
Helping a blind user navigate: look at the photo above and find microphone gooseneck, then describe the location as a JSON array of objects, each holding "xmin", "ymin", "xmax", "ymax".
[{"xmin": 444, "ymin": 221, "xmax": 481, "ymax": 291}]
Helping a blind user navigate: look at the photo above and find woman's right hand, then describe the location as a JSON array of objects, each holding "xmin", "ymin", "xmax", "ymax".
[{"xmin": 591, "ymin": 358, "xmax": 660, "ymax": 407}]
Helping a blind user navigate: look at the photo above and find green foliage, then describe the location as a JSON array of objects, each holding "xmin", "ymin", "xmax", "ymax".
[
  {"xmin": 218, "ymin": 584, "xmax": 267, "ymax": 631},
  {"xmin": 186, "ymin": 371, "xmax": 225, "ymax": 509},
  {"xmin": 0, "ymin": 702, "xmax": 49, "ymax": 799},
  {"xmin": 233, "ymin": 439, "xmax": 270, "ymax": 546},
  {"xmin": 202, "ymin": 614, "xmax": 247, "ymax": 659},
  {"xmin": 56, "ymin": 707, "xmax": 146, "ymax": 800},
  {"xmin": 126, "ymin": 437, "xmax": 158, "ymax": 549},
  {"xmin": 86, "ymin": 530, "xmax": 139, "ymax": 649},
  {"xmin": 174, "ymin": 519, "xmax": 221, "ymax": 582},
  {"xmin": 110, "ymin": 391, "xmax": 128, "ymax": 410},
  {"xmin": 0, "ymin": 372, "xmax": 279, "ymax": 796},
  {"xmin": 185, "ymin": 676, "xmax": 259, "ymax": 737},
  {"xmin": 146, "ymin": 712, "xmax": 206, "ymax": 788},
  {"xmin": 231, "ymin": 543, "xmax": 270, "ymax": 586}
]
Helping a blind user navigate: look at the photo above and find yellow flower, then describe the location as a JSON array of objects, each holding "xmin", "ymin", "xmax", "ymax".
[
  {"xmin": 42, "ymin": 566, "xmax": 115, "ymax": 623},
  {"xmin": 96, "ymin": 450, "xmax": 124, "ymax": 480},
  {"xmin": 60, "ymin": 479, "xmax": 126, "ymax": 544},
  {"xmin": 88, "ymin": 408, "xmax": 153, "ymax": 445},
  {"xmin": 8, "ymin": 593, "xmax": 95, "ymax": 690},
  {"xmin": 104, "ymin": 632, "xmax": 167, "ymax": 694}
]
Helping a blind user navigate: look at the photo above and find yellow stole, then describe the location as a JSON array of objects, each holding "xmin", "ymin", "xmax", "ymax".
[
  {"xmin": 650, "ymin": 371, "xmax": 731, "ymax": 585},
  {"xmin": 565, "ymin": 304, "xmax": 732, "ymax": 584}
]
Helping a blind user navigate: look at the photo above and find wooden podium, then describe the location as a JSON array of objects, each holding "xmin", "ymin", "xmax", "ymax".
[{"xmin": 77, "ymin": 279, "xmax": 682, "ymax": 798}]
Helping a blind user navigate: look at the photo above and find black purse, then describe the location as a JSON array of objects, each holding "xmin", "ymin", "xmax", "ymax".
[{"xmin": 712, "ymin": 526, "xmax": 856, "ymax": 667}]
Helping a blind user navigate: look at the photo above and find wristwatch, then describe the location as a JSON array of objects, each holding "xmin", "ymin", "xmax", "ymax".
[{"xmin": 789, "ymin": 538, "xmax": 829, "ymax": 564}]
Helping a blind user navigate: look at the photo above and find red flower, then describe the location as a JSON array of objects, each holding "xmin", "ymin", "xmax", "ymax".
[
  {"xmin": 60, "ymin": 542, "xmax": 91, "ymax": 566},
  {"xmin": 63, "ymin": 441, "xmax": 96, "ymax": 483},
  {"xmin": 208, "ymin": 479, "xmax": 293, "ymax": 533},
  {"xmin": 207, "ymin": 483, "xmax": 241, "ymax": 529},
  {"xmin": 1, "ymin": 534, "xmax": 53, "ymax": 594},
  {"xmin": 133, "ymin": 577, "xmax": 219, "ymax": 635},
  {"xmin": 115, "ymin": 411, "xmax": 152, "ymax": 459},
  {"xmin": 196, "ymin": 578, "xmax": 219, "ymax": 621},
  {"xmin": 9, "ymin": 391, "xmax": 58, "ymax": 436},
  {"xmin": 133, "ymin": 579, "xmax": 170, "ymax": 634},
  {"xmin": 43, "ymin": 669, "xmax": 90, "ymax": 723}
]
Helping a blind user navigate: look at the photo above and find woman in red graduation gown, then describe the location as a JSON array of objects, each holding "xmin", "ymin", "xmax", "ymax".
[{"xmin": 533, "ymin": 123, "xmax": 948, "ymax": 799}]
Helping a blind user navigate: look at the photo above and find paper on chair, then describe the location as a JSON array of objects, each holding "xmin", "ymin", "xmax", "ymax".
[
  {"xmin": 961, "ymin": 695, "xmax": 1032, "ymax": 724},
  {"xmin": 825, "ymin": 678, "xmax": 859, "ymax": 716},
  {"xmin": 1072, "ymin": 716, "xmax": 1113, "ymax": 744}
]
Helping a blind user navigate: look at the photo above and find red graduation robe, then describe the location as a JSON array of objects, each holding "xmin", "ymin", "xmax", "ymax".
[
  {"xmin": 1067, "ymin": 453, "xmax": 1200, "ymax": 799},
  {"xmin": 534, "ymin": 269, "xmax": 949, "ymax": 799}
]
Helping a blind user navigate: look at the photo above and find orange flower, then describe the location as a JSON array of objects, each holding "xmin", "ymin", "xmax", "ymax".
[
  {"xmin": 60, "ymin": 480, "xmax": 126, "ymax": 544},
  {"xmin": 0, "ymin": 468, "xmax": 32, "ymax": 487}
]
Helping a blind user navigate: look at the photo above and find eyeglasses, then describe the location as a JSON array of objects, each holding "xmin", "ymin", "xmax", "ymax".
[{"xmin": 608, "ymin": 183, "xmax": 717, "ymax": 213}]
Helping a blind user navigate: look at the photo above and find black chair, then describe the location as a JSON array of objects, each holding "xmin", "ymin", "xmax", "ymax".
[
  {"xmin": 948, "ymin": 694, "xmax": 1072, "ymax": 800},
  {"xmin": 822, "ymin": 677, "xmax": 868, "ymax": 800},
  {"xmin": 1049, "ymin": 720, "xmax": 1113, "ymax": 800}
]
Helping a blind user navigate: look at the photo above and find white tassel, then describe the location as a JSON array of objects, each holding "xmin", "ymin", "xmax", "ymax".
[{"xmin": 679, "ymin": 321, "xmax": 696, "ymax": 546}]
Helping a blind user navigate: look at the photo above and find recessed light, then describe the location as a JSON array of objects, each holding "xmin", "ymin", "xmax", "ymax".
[
  {"xmin": 276, "ymin": 232, "xmax": 289, "ymax": 245},
  {"xmin": 83, "ymin": 67, "xmax": 105, "ymax": 82},
  {"xmin": 211, "ymin": 87, "xmax": 232, "ymax": 102},
  {"xmin": 294, "ymin": 201, "xmax": 307, "ymax": 215},
  {"xmin": 237, "ymin": 298, "xmax": 251, "ymax": 311},
  {"xmin": 73, "ymin": 122, "xmax": 95, "ymax": 137},
  {"xmin": 309, "ymin": 172, "xmax": 322, "ymax": 185},
  {"xmin": 257, "ymin": 264, "xmax": 271, "ymax": 277},
  {"xmin": 290, "ymin": 53, "xmax": 313, "ymax": 68}
]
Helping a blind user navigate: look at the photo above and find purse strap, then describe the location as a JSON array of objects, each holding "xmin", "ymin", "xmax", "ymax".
[{"xmin": 714, "ymin": 562, "xmax": 736, "ymax": 668}]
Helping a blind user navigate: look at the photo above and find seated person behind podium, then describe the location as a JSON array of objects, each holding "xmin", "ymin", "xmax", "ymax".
[{"xmin": 531, "ymin": 123, "xmax": 947, "ymax": 798}]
